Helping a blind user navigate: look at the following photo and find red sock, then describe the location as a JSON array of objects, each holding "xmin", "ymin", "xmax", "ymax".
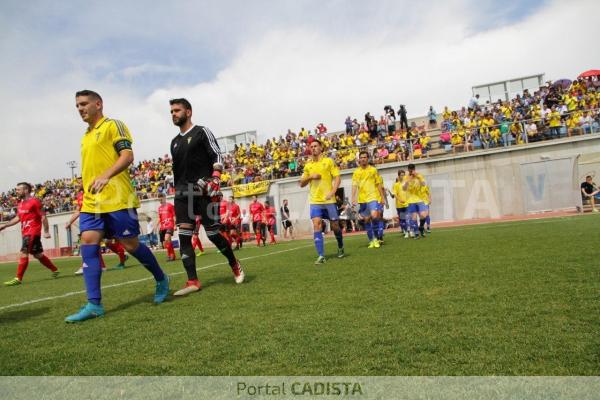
[
  {"xmin": 192, "ymin": 236, "xmax": 203, "ymax": 252},
  {"xmin": 16, "ymin": 257, "xmax": 29, "ymax": 280},
  {"xmin": 38, "ymin": 255, "xmax": 58, "ymax": 272},
  {"xmin": 107, "ymin": 242, "xmax": 126, "ymax": 263},
  {"xmin": 269, "ymin": 228, "xmax": 276, "ymax": 242},
  {"xmin": 256, "ymin": 232, "xmax": 262, "ymax": 246},
  {"xmin": 166, "ymin": 242, "xmax": 175, "ymax": 258}
]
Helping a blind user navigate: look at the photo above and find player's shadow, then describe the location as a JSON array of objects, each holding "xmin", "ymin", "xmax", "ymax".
[
  {"xmin": 0, "ymin": 306, "xmax": 50, "ymax": 324},
  {"xmin": 108, "ymin": 293, "xmax": 166, "ymax": 314},
  {"xmin": 202, "ymin": 274, "xmax": 256, "ymax": 287}
]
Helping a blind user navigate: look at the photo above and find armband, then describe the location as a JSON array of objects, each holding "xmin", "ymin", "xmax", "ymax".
[{"xmin": 114, "ymin": 140, "xmax": 132, "ymax": 153}]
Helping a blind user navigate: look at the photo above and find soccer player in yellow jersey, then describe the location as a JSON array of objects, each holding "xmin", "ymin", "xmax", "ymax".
[
  {"xmin": 388, "ymin": 170, "xmax": 409, "ymax": 238},
  {"xmin": 351, "ymin": 151, "xmax": 385, "ymax": 248},
  {"xmin": 402, "ymin": 163, "xmax": 428, "ymax": 238},
  {"xmin": 420, "ymin": 183, "xmax": 432, "ymax": 233},
  {"xmin": 300, "ymin": 140, "xmax": 344, "ymax": 264},
  {"xmin": 65, "ymin": 90, "xmax": 169, "ymax": 323},
  {"xmin": 374, "ymin": 171, "xmax": 389, "ymax": 243}
]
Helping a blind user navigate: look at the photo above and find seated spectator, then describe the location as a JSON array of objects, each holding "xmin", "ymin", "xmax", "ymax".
[{"xmin": 581, "ymin": 175, "xmax": 600, "ymax": 212}]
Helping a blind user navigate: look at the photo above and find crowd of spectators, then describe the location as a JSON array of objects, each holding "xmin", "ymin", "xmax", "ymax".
[
  {"xmin": 2, "ymin": 74, "xmax": 599, "ymax": 221},
  {"xmin": 438, "ymin": 77, "xmax": 600, "ymax": 152}
]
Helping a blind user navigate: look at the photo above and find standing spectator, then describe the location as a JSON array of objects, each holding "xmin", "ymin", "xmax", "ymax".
[
  {"xmin": 398, "ymin": 105, "xmax": 408, "ymax": 131},
  {"xmin": 427, "ymin": 106, "xmax": 437, "ymax": 128},
  {"xmin": 468, "ymin": 94, "xmax": 480, "ymax": 110},
  {"xmin": 146, "ymin": 217, "xmax": 158, "ymax": 249},
  {"xmin": 280, "ymin": 199, "xmax": 294, "ymax": 239},
  {"xmin": 344, "ymin": 116, "xmax": 353, "ymax": 134}
]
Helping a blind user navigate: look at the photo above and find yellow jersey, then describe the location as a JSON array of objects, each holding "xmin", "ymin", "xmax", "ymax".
[
  {"xmin": 403, "ymin": 174, "xmax": 425, "ymax": 204},
  {"xmin": 420, "ymin": 185, "xmax": 431, "ymax": 205},
  {"xmin": 80, "ymin": 117, "xmax": 140, "ymax": 213},
  {"xmin": 302, "ymin": 156, "xmax": 340, "ymax": 204},
  {"xmin": 352, "ymin": 166, "xmax": 379, "ymax": 203},
  {"xmin": 392, "ymin": 181, "xmax": 408, "ymax": 208}
]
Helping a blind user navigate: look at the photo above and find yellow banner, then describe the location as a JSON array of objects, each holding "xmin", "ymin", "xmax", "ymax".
[{"xmin": 231, "ymin": 181, "xmax": 271, "ymax": 198}]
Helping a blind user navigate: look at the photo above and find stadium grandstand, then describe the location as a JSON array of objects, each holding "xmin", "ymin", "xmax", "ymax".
[{"xmin": 1, "ymin": 72, "xmax": 599, "ymax": 224}]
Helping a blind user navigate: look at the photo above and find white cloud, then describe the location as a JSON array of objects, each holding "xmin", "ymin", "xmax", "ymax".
[{"xmin": 0, "ymin": 0, "xmax": 598, "ymax": 192}]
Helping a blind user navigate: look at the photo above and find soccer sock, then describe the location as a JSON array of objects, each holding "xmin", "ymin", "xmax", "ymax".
[
  {"xmin": 411, "ymin": 219, "xmax": 419, "ymax": 234},
  {"xmin": 16, "ymin": 257, "xmax": 29, "ymax": 280},
  {"xmin": 179, "ymin": 231, "xmax": 198, "ymax": 280},
  {"xmin": 425, "ymin": 215, "xmax": 431, "ymax": 228},
  {"xmin": 207, "ymin": 230, "xmax": 237, "ymax": 268},
  {"xmin": 269, "ymin": 227, "xmax": 275, "ymax": 242},
  {"xmin": 256, "ymin": 231, "xmax": 262, "ymax": 246},
  {"xmin": 379, "ymin": 219, "xmax": 385, "ymax": 239},
  {"xmin": 130, "ymin": 243, "xmax": 165, "ymax": 282},
  {"xmin": 81, "ymin": 244, "xmax": 102, "ymax": 305},
  {"xmin": 419, "ymin": 219, "xmax": 426, "ymax": 235},
  {"xmin": 334, "ymin": 228, "xmax": 344, "ymax": 249},
  {"xmin": 399, "ymin": 216, "xmax": 407, "ymax": 233},
  {"xmin": 37, "ymin": 254, "xmax": 58, "ymax": 272},
  {"xmin": 313, "ymin": 231, "xmax": 324, "ymax": 257},
  {"xmin": 192, "ymin": 235, "xmax": 204, "ymax": 252},
  {"xmin": 107, "ymin": 242, "xmax": 126, "ymax": 263},
  {"xmin": 365, "ymin": 221, "xmax": 374, "ymax": 241}
]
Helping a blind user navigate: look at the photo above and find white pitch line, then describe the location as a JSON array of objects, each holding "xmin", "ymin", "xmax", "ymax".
[{"xmin": 0, "ymin": 242, "xmax": 316, "ymax": 312}]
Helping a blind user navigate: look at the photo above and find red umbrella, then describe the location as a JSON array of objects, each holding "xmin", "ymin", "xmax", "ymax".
[{"xmin": 578, "ymin": 69, "xmax": 600, "ymax": 78}]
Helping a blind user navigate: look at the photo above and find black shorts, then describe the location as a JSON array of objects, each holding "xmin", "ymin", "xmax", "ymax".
[
  {"xmin": 159, "ymin": 229, "xmax": 174, "ymax": 242},
  {"xmin": 21, "ymin": 235, "xmax": 43, "ymax": 254},
  {"xmin": 282, "ymin": 220, "xmax": 292, "ymax": 229},
  {"xmin": 175, "ymin": 195, "xmax": 221, "ymax": 232}
]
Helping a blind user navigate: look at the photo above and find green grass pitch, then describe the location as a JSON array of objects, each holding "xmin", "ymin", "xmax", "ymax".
[{"xmin": 0, "ymin": 215, "xmax": 599, "ymax": 375}]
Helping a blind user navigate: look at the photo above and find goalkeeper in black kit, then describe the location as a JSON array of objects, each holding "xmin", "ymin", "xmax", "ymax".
[{"xmin": 169, "ymin": 98, "xmax": 244, "ymax": 296}]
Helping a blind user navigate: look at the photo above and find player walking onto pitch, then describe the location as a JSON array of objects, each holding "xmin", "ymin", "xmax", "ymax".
[
  {"xmin": 65, "ymin": 90, "xmax": 170, "ymax": 323},
  {"xmin": 157, "ymin": 193, "xmax": 177, "ymax": 261},
  {"xmin": 1, "ymin": 182, "xmax": 60, "ymax": 285},
  {"xmin": 249, "ymin": 196, "xmax": 266, "ymax": 247},
  {"xmin": 388, "ymin": 170, "xmax": 410, "ymax": 238},
  {"xmin": 374, "ymin": 171, "xmax": 389, "ymax": 243},
  {"xmin": 169, "ymin": 98, "xmax": 244, "ymax": 296},
  {"xmin": 264, "ymin": 200, "xmax": 277, "ymax": 244},
  {"xmin": 403, "ymin": 163, "xmax": 429, "ymax": 239},
  {"xmin": 226, "ymin": 196, "xmax": 243, "ymax": 249},
  {"xmin": 300, "ymin": 139, "xmax": 345, "ymax": 264},
  {"xmin": 351, "ymin": 151, "xmax": 386, "ymax": 249}
]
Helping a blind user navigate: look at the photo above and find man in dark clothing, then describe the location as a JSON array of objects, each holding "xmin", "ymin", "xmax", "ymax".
[
  {"xmin": 169, "ymin": 98, "xmax": 245, "ymax": 296},
  {"xmin": 581, "ymin": 175, "xmax": 600, "ymax": 212}
]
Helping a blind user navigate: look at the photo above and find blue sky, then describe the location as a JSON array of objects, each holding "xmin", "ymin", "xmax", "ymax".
[{"xmin": 0, "ymin": 0, "xmax": 596, "ymax": 192}]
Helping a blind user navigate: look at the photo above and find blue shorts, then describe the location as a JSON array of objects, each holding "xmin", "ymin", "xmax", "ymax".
[
  {"xmin": 396, "ymin": 207, "xmax": 408, "ymax": 219},
  {"xmin": 80, "ymin": 209, "xmax": 141, "ymax": 239},
  {"xmin": 310, "ymin": 204, "xmax": 339, "ymax": 220},
  {"xmin": 359, "ymin": 201, "xmax": 380, "ymax": 217},
  {"xmin": 407, "ymin": 202, "xmax": 428, "ymax": 214},
  {"xmin": 376, "ymin": 202, "xmax": 384, "ymax": 212}
]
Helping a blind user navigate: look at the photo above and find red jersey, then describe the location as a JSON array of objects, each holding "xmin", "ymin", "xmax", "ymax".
[
  {"xmin": 249, "ymin": 201, "xmax": 265, "ymax": 223},
  {"xmin": 158, "ymin": 202, "xmax": 176, "ymax": 230},
  {"xmin": 265, "ymin": 206, "xmax": 276, "ymax": 226},
  {"xmin": 228, "ymin": 203, "xmax": 241, "ymax": 224},
  {"xmin": 219, "ymin": 200, "xmax": 229, "ymax": 223},
  {"xmin": 17, "ymin": 197, "xmax": 44, "ymax": 236},
  {"xmin": 76, "ymin": 191, "xmax": 84, "ymax": 209}
]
